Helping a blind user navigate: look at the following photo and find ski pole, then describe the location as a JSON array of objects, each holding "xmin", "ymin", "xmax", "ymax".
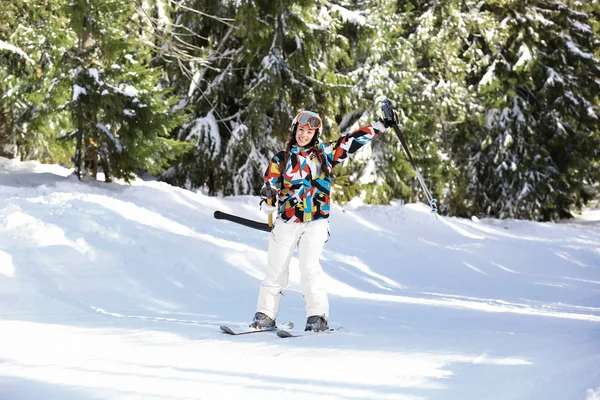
[
  {"xmin": 391, "ymin": 123, "xmax": 438, "ymax": 216},
  {"xmin": 382, "ymin": 99, "xmax": 438, "ymax": 216}
]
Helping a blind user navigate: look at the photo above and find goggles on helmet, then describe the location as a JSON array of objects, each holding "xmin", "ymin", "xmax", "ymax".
[{"xmin": 294, "ymin": 110, "xmax": 322, "ymax": 129}]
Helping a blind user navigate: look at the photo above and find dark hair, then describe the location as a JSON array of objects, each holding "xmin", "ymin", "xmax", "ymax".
[
  {"xmin": 310, "ymin": 144, "xmax": 330, "ymax": 178},
  {"xmin": 277, "ymin": 138, "xmax": 294, "ymax": 176}
]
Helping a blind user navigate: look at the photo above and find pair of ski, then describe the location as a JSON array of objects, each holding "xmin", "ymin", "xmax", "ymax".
[{"xmin": 220, "ymin": 322, "xmax": 333, "ymax": 338}]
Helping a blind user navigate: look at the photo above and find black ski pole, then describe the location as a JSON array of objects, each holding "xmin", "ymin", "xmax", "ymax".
[
  {"xmin": 391, "ymin": 124, "xmax": 438, "ymax": 215},
  {"xmin": 382, "ymin": 99, "xmax": 438, "ymax": 215}
]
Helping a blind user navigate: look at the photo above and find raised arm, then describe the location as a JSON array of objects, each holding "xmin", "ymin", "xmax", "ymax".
[
  {"xmin": 321, "ymin": 121, "xmax": 386, "ymax": 169},
  {"xmin": 322, "ymin": 99, "xmax": 399, "ymax": 168}
]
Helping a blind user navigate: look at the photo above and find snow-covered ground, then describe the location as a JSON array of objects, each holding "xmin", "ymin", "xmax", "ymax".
[{"xmin": 1, "ymin": 157, "xmax": 599, "ymax": 400}]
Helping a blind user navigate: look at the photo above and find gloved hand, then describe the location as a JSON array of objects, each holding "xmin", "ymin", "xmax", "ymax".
[
  {"xmin": 259, "ymin": 183, "xmax": 277, "ymax": 215},
  {"xmin": 380, "ymin": 98, "xmax": 399, "ymax": 128},
  {"xmin": 260, "ymin": 183, "xmax": 277, "ymax": 200},
  {"xmin": 260, "ymin": 201, "xmax": 277, "ymax": 215}
]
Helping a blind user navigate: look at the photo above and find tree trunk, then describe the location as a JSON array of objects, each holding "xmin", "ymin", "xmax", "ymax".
[
  {"xmin": 74, "ymin": 108, "xmax": 84, "ymax": 178},
  {"xmin": 73, "ymin": 15, "xmax": 95, "ymax": 179},
  {"xmin": 0, "ymin": 106, "xmax": 17, "ymax": 159},
  {"xmin": 99, "ymin": 155, "xmax": 111, "ymax": 182}
]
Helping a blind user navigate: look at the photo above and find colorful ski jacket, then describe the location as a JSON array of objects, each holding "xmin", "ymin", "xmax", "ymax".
[{"xmin": 264, "ymin": 124, "xmax": 382, "ymax": 223}]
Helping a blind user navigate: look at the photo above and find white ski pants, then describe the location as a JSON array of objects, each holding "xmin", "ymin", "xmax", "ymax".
[{"xmin": 256, "ymin": 218, "xmax": 330, "ymax": 320}]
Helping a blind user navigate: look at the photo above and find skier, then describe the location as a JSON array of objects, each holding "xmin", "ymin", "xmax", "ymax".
[{"xmin": 250, "ymin": 100, "xmax": 398, "ymax": 332}]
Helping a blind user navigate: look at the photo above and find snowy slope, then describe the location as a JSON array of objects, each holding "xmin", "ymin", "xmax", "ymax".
[{"xmin": 1, "ymin": 157, "xmax": 599, "ymax": 400}]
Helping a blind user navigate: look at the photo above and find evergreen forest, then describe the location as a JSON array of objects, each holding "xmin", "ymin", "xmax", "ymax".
[{"xmin": 1, "ymin": 0, "xmax": 599, "ymax": 221}]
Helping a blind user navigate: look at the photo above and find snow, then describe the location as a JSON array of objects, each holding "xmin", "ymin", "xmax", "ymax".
[
  {"xmin": 72, "ymin": 84, "xmax": 87, "ymax": 102},
  {"xmin": 184, "ymin": 111, "xmax": 220, "ymax": 157},
  {"xmin": 306, "ymin": 23, "xmax": 328, "ymax": 31},
  {"xmin": 170, "ymin": 97, "xmax": 188, "ymax": 112},
  {"xmin": 358, "ymin": 158, "xmax": 377, "ymax": 184},
  {"xmin": 512, "ymin": 97, "xmax": 526, "ymax": 122},
  {"xmin": 88, "ymin": 68, "xmax": 100, "ymax": 82},
  {"xmin": 479, "ymin": 60, "xmax": 497, "ymax": 87},
  {"xmin": 294, "ymin": 35, "xmax": 302, "ymax": 50},
  {"xmin": 514, "ymin": 44, "xmax": 532, "ymax": 70},
  {"xmin": 502, "ymin": 133, "xmax": 513, "ymax": 148},
  {"xmin": 331, "ymin": 5, "xmax": 365, "ymax": 26},
  {"xmin": 1, "ymin": 157, "xmax": 599, "ymax": 400},
  {"xmin": 528, "ymin": 10, "xmax": 554, "ymax": 27},
  {"xmin": 588, "ymin": 387, "xmax": 600, "ymax": 400},
  {"xmin": 573, "ymin": 20, "xmax": 592, "ymax": 33},
  {"xmin": 188, "ymin": 69, "xmax": 201, "ymax": 97},
  {"xmin": 121, "ymin": 84, "xmax": 139, "ymax": 97},
  {"xmin": 124, "ymin": 54, "xmax": 138, "ymax": 64},
  {"xmin": 96, "ymin": 123, "xmax": 123, "ymax": 153},
  {"xmin": 221, "ymin": 0, "xmax": 243, "ymax": 7},
  {"xmin": 0, "ymin": 39, "xmax": 34, "ymax": 63},
  {"xmin": 2, "ymin": 87, "xmax": 15, "ymax": 99},
  {"xmin": 544, "ymin": 67, "xmax": 564, "ymax": 88},
  {"xmin": 155, "ymin": 0, "xmax": 171, "ymax": 30},
  {"xmin": 566, "ymin": 39, "xmax": 595, "ymax": 60}
]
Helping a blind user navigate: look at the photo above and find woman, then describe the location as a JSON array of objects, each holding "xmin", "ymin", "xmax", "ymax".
[{"xmin": 252, "ymin": 101, "xmax": 397, "ymax": 331}]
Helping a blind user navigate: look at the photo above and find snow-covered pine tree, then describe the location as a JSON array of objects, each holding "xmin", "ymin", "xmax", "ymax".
[
  {"xmin": 159, "ymin": 0, "xmax": 360, "ymax": 195},
  {"xmin": 63, "ymin": 0, "xmax": 188, "ymax": 181},
  {"xmin": 462, "ymin": 0, "xmax": 600, "ymax": 220},
  {"xmin": 287, "ymin": 0, "xmax": 412, "ymax": 205},
  {"xmin": 155, "ymin": 0, "xmax": 251, "ymax": 194},
  {"xmin": 346, "ymin": 0, "xmax": 499, "ymax": 208},
  {"xmin": 0, "ymin": 0, "xmax": 74, "ymax": 162}
]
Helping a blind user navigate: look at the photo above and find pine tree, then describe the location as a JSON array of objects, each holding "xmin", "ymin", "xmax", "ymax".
[
  {"xmin": 0, "ymin": 0, "xmax": 74, "ymax": 162},
  {"xmin": 59, "ymin": 0, "xmax": 189, "ymax": 182},
  {"xmin": 344, "ymin": 0, "xmax": 500, "ymax": 208},
  {"xmin": 159, "ymin": 0, "xmax": 360, "ymax": 195},
  {"xmin": 458, "ymin": 0, "xmax": 600, "ymax": 220}
]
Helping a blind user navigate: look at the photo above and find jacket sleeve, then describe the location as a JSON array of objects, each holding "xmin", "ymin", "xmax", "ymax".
[
  {"xmin": 321, "ymin": 124, "xmax": 382, "ymax": 169},
  {"xmin": 263, "ymin": 151, "xmax": 284, "ymax": 192}
]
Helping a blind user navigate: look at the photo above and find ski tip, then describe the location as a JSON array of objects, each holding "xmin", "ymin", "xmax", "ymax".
[
  {"xmin": 276, "ymin": 330, "xmax": 296, "ymax": 338},
  {"xmin": 220, "ymin": 325, "xmax": 235, "ymax": 335}
]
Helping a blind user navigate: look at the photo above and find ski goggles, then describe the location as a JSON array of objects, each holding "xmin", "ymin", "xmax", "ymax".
[{"xmin": 295, "ymin": 111, "xmax": 322, "ymax": 129}]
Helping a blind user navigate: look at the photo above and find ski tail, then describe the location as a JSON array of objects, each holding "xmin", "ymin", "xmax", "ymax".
[{"xmin": 214, "ymin": 211, "xmax": 272, "ymax": 232}]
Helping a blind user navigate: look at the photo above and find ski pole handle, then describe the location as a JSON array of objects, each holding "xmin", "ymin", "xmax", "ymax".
[
  {"xmin": 381, "ymin": 98, "xmax": 399, "ymax": 127},
  {"xmin": 267, "ymin": 198, "xmax": 273, "ymax": 227}
]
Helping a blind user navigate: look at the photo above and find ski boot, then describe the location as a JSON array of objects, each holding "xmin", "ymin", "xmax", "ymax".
[
  {"xmin": 249, "ymin": 312, "xmax": 276, "ymax": 330},
  {"xmin": 305, "ymin": 315, "xmax": 328, "ymax": 332}
]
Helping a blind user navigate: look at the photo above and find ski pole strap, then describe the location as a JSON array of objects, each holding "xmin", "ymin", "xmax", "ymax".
[{"xmin": 390, "ymin": 124, "xmax": 438, "ymax": 215}]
